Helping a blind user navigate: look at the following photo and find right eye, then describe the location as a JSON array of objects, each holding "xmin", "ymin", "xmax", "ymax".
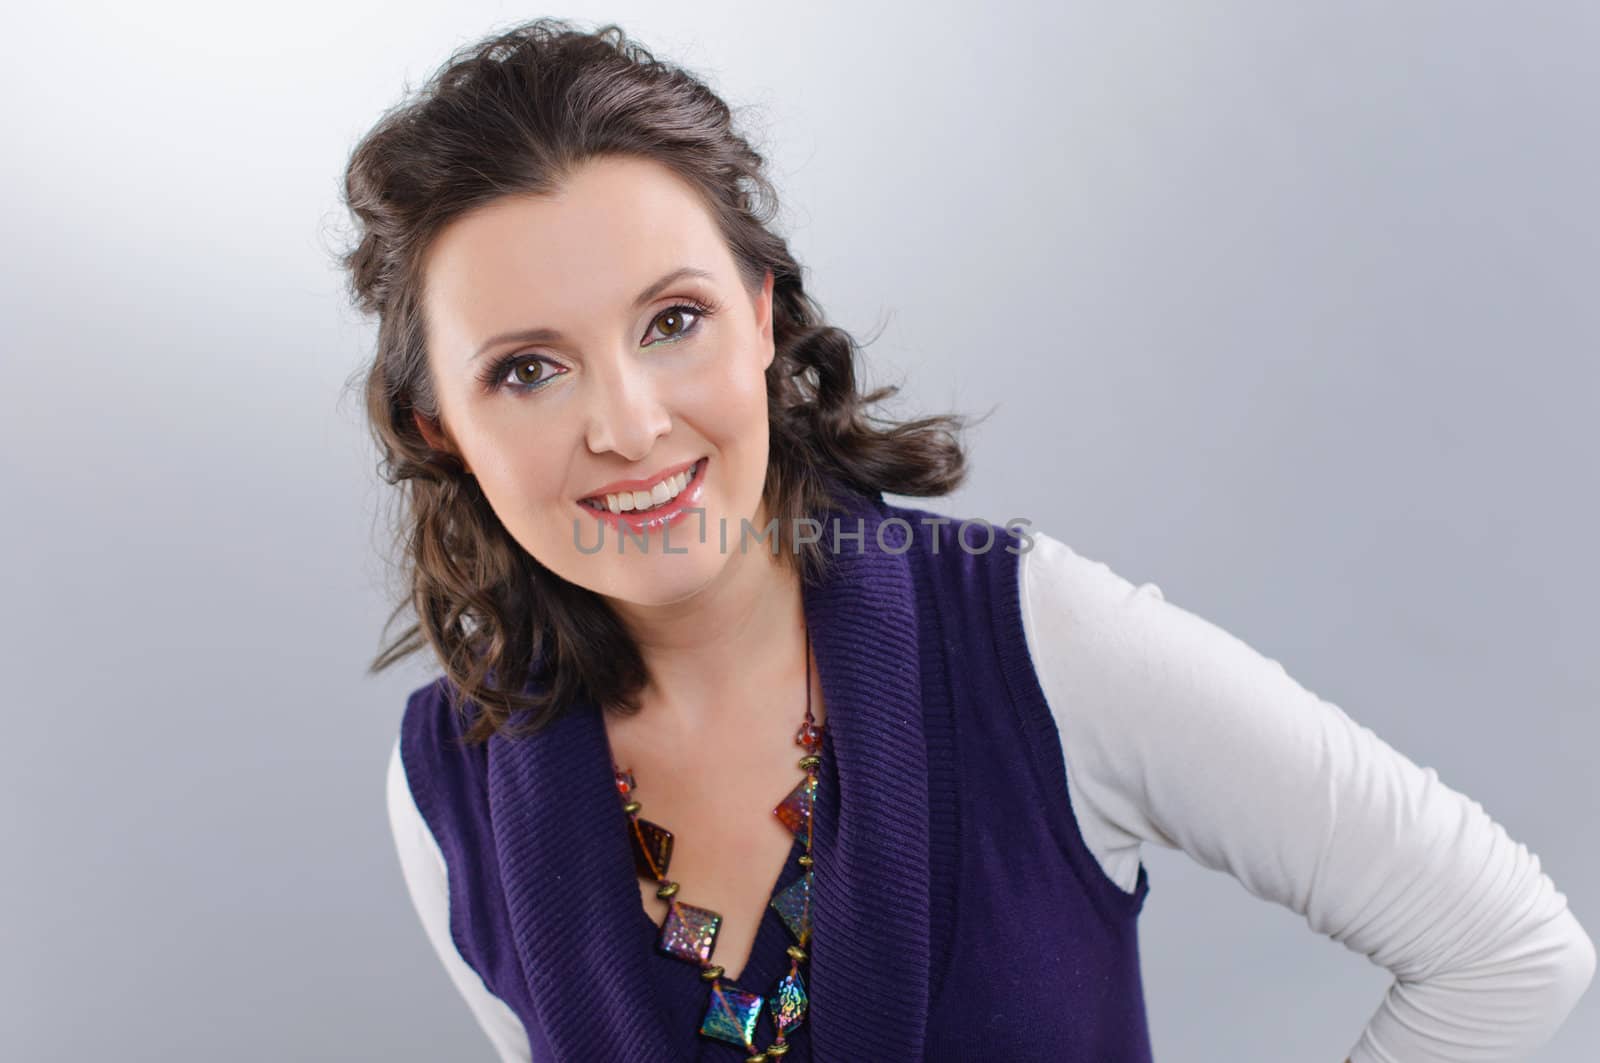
[{"xmin": 479, "ymin": 353, "xmax": 567, "ymax": 396}]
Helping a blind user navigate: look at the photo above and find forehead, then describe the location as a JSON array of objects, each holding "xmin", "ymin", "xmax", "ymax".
[{"xmin": 422, "ymin": 155, "xmax": 727, "ymax": 341}]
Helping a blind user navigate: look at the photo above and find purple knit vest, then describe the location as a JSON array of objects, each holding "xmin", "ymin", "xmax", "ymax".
[{"xmin": 399, "ymin": 480, "xmax": 1153, "ymax": 1061}]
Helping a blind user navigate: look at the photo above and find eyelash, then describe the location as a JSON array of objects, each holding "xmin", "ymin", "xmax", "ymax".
[{"xmin": 476, "ymin": 298, "xmax": 721, "ymax": 396}]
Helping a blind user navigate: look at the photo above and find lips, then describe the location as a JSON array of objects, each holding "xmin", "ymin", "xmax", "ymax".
[
  {"xmin": 576, "ymin": 456, "xmax": 708, "ymax": 532},
  {"xmin": 578, "ymin": 456, "xmax": 702, "ymax": 505}
]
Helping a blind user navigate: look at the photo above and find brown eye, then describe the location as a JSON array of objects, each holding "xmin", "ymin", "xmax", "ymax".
[
  {"xmin": 478, "ymin": 353, "xmax": 566, "ymax": 396},
  {"xmin": 510, "ymin": 359, "xmax": 547, "ymax": 387},
  {"xmin": 657, "ymin": 310, "xmax": 688, "ymax": 337},
  {"xmin": 642, "ymin": 300, "xmax": 716, "ymax": 347}
]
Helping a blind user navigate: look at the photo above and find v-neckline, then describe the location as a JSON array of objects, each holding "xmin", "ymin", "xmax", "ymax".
[
  {"xmin": 484, "ymin": 474, "xmax": 934, "ymax": 1059},
  {"xmin": 601, "ymin": 685, "xmax": 826, "ymax": 993},
  {"xmin": 621, "ymin": 788, "xmax": 815, "ymax": 991}
]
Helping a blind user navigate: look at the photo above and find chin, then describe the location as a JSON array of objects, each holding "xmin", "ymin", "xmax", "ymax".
[
  {"xmin": 556, "ymin": 527, "xmax": 719, "ymax": 597},
  {"xmin": 611, "ymin": 556, "xmax": 722, "ymax": 607}
]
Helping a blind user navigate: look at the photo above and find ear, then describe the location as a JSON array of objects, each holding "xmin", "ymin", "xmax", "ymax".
[
  {"xmin": 413, "ymin": 410, "xmax": 470, "ymax": 474},
  {"xmin": 758, "ymin": 268, "xmax": 777, "ymax": 370},
  {"xmin": 413, "ymin": 409, "xmax": 447, "ymax": 451}
]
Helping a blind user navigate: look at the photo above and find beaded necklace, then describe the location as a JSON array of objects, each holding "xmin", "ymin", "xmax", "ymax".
[{"xmin": 611, "ymin": 625, "xmax": 822, "ymax": 1061}]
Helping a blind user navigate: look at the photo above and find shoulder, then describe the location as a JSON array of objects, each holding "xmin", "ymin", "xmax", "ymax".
[
  {"xmin": 401, "ymin": 674, "xmax": 471, "ymax": 753},
  {"xmin": 875, "ymin": 499, "xmax": 1035, "ymax": 599},
  {"xmin": 878, "ymin": 500, "xmax": 1032, "ymax": 553},
  {"xmin": 1018, "ymin": 530, "xmax": 1174, "ymax": 679},
  {"xmin": 865, "ymin": 502, "xmax": 1166, "ymax": 669},
  {"xmin": 1017, "ymin": 529, "xmax": 1168, "ymax": 628},
  {"xmin": 393, "ymin": 675, "xmax": 497, "ymax": 868},
  {"xmin": 399, "ymin": 675, "xmax": 485, "ymax": 790}
]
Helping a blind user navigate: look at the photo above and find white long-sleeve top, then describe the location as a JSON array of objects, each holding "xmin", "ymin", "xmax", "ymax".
[{"xmin": 385, "ymin": 530, "xmax": 1596, "ymax": 1062}]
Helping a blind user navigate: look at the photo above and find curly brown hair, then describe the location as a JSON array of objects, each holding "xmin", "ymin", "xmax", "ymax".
[{"xmin": 339, "ymin": 17, "xmax": 977, "ymax": 746}]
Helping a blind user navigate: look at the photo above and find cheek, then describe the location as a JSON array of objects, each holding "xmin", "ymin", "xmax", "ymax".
[
  {"xmin": 457, "ymin": 422, "xmax": 565, "ymax": 518},
  {"xmin": 690, "ymin": 342, "xmax": 770, "ymax": 426},
  {"xmin": 448, "ymin": 400, "xmax": 525, "ymax": 470}
]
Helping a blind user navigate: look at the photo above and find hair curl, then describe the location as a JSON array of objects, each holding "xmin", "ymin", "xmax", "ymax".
[{"xmin": 339, "ymin": 17, "xmax": 976, "ymax": 745}]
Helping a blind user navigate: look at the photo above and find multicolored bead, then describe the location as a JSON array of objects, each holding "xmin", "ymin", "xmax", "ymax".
[
  {"xmin": 773, "ymin": 774, "xmax": 817, "ymax": 837},
  {"xmin": 795, "ymin": 720, "xmax": 822, "ymax": 751},
  {"xmin": 626, "ymin": 817, "xmax": 673, "ymax": 879},
  {"xmin": 768, "ymin": 969, "xmax": 808, "ymax": 1034},
  {"xmin": 658, "ymin": 900, "xmax": 721, "ymax": 964},
  {"xmin": 770, "ymin": 871, "xmax": 813, "ymax": 945},
  {"xmin": 699, "ymin": 982, "xmax": 764, "ymax": 1045}
]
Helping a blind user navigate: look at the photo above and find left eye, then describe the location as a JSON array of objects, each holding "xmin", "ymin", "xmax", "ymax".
[{"xmin": 643, "ymin": 302, "xmax": 712, "ymax": 345}]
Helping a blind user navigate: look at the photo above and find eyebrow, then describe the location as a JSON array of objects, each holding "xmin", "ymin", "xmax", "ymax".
[{"xmin": 468, "ymin": 266, "xmax": 717, "ymax": 363}]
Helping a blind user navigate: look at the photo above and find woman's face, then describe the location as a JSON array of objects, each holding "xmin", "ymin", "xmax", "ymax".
[{"xmin": 417, "ymin": 154, "xmax": 777, "ymax": 606}]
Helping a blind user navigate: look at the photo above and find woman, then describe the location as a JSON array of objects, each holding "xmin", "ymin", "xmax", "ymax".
[{"xmin": 343, "ymin": 18, "xmax": 1594, "ymax": 1062}]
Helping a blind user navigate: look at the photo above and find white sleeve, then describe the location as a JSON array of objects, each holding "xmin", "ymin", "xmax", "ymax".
[
  {"xmin": 386, "ymin": 737, "xmax": 533, "ymax": 1063},
  {"xmin": 1017, "ymin": 531, "xmax": 1596, "ymax": 1063}
]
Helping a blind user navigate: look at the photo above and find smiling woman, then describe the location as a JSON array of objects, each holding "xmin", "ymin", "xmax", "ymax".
[
  {"xmin": 342, "ymin": 22, "xmax": 972, "ymax": 752},
  {"xmin": 340, "ymin": 16, "xmax": 1593, "ymax": 1063},
  {"xmin": 413, "ymin": 160, "xmax": 792, "ymax": 593}
]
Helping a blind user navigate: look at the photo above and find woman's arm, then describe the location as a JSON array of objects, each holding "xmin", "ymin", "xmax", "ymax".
[
  {"xmin": 386, "ymin": 738, "xmax": 534, "ymax": 1062},
  {"xmin": 1018, "ymin": 532, "xmax": 1595, "ymax": 1062}
]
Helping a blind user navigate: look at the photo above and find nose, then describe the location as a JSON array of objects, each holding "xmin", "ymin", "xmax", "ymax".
[{"xmin": 582, "ymin": 354, "xmax": 672, "ymax": 461}]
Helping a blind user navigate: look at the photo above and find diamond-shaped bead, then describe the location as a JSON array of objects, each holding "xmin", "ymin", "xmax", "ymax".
[
  {"xmin": 768, "ymin": 968, "xmax": 808, "ymax": 1034},
  {"xmin": 773, "ymin": 775, "xmax": 817, "ymax": 837},
  {"xmin": 626, "ymin": 817, "xmax": 673, "ymax": 878},
  {"xmin": 699, "ymin": 982, "xmax": 764, "ymax": 1045},
  {"xmin": 658, "ymin": 900, "xmax": 721, "ymax": 964},
  {"xmin": 770, "ymin": 871, "xmax": 813, "ymax": 945}
]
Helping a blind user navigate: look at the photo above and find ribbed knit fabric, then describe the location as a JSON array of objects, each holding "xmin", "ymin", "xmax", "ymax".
[{"xmin": 400, "ymin": 477, "xmax": 1154, "ymax": 1061}]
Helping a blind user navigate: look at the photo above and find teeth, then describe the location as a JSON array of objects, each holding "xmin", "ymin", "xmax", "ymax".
[{"xmin": 584, "ymin": 460, "xmax": 699, "ymax": 514}]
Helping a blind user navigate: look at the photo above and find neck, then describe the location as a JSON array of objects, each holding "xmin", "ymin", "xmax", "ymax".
[{"xmin": 603, "ymin": 531, "xmax": 809, "ymax": 739}]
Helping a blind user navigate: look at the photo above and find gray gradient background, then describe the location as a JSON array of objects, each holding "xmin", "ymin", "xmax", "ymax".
[{"xmin": 2, "ymin": 2, "xmax": 1594, "ymax": 1060}]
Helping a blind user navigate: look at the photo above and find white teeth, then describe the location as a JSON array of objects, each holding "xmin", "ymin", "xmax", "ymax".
[{"xmin": 585, "ymin": 460, "xmax": 700, "ymax": 514}]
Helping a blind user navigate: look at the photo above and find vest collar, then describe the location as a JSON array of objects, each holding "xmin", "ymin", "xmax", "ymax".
[{"xmin": 485, "ymin": 478, "xmax": 932, "ymax": 1060}]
